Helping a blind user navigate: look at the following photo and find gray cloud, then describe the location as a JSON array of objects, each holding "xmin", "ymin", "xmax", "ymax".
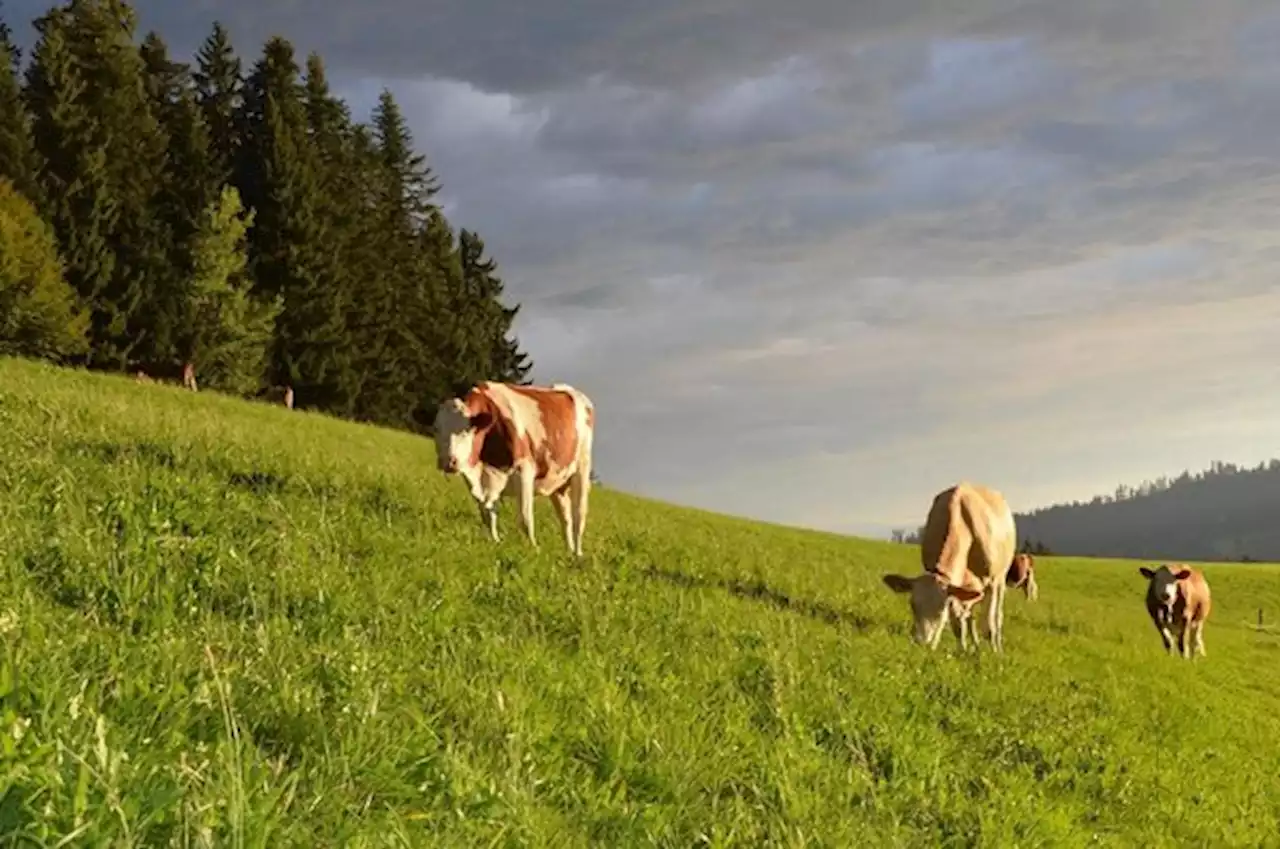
[{"xmin": 9, "ymin": 0, "xmax": 1280, "ymax": 533}]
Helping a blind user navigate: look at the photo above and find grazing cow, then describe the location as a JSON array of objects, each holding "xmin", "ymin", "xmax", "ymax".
[
  {"xmin": 433, "ymin": 381, "xmax": 595, "ymax": 556},
  {"xmin": 882, "ymin": 482, "xmax": 1018, "ymax": 651},
  {"xmin": 262, "ymin": 385, "xmax": 294, "ymax": 409},
  {"xmin": 182, "ymin": 362, "xmax": 198, "ymax": 392},
  {"xmin": 1007, "ymin": 553, "xmax": 1039, "ymax": 601},
  {"xmin": 1139, "ymin": 564, "xmax": 1211, "ymax": 658}
]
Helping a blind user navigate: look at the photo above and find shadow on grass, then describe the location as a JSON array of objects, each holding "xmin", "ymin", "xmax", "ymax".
[{"xmin": 638, "ymin": 562, "xmax": 876, "ymax": 633}]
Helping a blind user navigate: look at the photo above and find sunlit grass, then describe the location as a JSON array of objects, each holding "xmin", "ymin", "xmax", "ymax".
[{"xmin": 1, "ymin": 355, "xmax": 1278, "ymax": 846}]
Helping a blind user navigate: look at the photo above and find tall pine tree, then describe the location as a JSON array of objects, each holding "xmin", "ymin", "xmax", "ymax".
[
  {"xmin": 138, "ymin": 30, "xmax": 218, "ymax": 365},
  {"xmin": 23, "ymin": 3, "xmax": 119, "ymax": 365},
  {"xmin": 192, "ymin": 21, "xmax": 241, "ymax": 190},
  {"xmin": 0, "ymin": 2, "xmax": 42, "ymax": 203},
  {"xmin": 239, "ymin": 35, "xmax": 352, "ymax": 410},
  {"xmin": 458, "ymin": 228, "xmax": 530, "ymax": 384},
  {"xmin": 24, "ymin": 0, "xmax": 169, "ymax": 367}
]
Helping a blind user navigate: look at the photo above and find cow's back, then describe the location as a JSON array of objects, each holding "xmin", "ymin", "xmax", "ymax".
[
  {"xmin": 922, "ymin": 482, "xmax": 1016, "ymax": 585},
  {"xmin": 1179, "ymin": 567, "xmax": 1212, "ymax": 622},
  {"xmin": 484, "ymin": 382, "xmax": 589, "ymax": 488}
]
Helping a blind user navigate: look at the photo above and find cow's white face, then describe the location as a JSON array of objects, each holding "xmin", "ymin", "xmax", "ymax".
[
  {"xmin": 1141, "ymin": 565, "xmax": 1188, "ymax": 609},
  {"xmin": 433, "ymin": 398, "xmax": 482, "ymax": 475},
  {"xmin": 882, "ymin": 573, "xmax": 983, "ymax": 647}
]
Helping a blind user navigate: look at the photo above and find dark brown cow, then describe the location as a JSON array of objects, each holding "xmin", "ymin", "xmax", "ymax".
[
  {"xmin": 433, "ymin": 381, "xmax": 595, "ymax": 556},
  {"xmin": 1139, "ymin": 564, "xmax": 1211, "ymax": 658}
]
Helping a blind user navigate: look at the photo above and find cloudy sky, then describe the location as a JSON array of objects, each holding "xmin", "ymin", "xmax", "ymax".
[{"xmin": 13, "ymin": 0, "xmax": 1280, "ymax": 537}]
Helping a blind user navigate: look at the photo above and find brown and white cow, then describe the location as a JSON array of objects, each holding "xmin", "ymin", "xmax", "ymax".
[
  {"xmin": 1007, "ymin": 553, "xmax": 1039, "ymax": 601},
  {"xmin": 1139, "ymin": 564, "xmax": 1211, "ymax": 658},
  {"xmin": 882, "ymin": 482, "xmax": 1018, "ymax": 651},
  {"xmin": 182, "ymin": 362, "xmax": 197, "ymax": 392},
  {"xmin": 433, "ymin": 381, "xmax": 595, "ymax": 556}
]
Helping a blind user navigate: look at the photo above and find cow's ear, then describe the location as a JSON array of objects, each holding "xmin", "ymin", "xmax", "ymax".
[
  {"xmin": 1172, "ymin": 569, "xmax": 1191, "ymax": 580},
  {"xmin": 470, "ymin": 411, "xmax": 493, "ymax": 430},
  {"xmin": 1139, "ymin": 567, "xmax": 1154, "ymax": 579},
  {"xmin": 947, "ymin": 584, "xmax": 984, "ymax": 602}
]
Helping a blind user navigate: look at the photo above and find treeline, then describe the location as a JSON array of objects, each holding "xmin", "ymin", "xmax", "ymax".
[
  {"xmin": 0, "ymin": 0, "xmax": 530, "ymax": 432},
  {"xmin": 887, "ymin": 459, "xmax": 1280, "ymax": 562},
  {"xmin": 1014, "ymin": 459, "xmax": 1280, "ymax": 563}
]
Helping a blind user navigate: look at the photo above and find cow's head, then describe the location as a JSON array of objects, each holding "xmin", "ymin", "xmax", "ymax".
[
  {"xmin": 432, "ymin": 395, "xmax": 494, "ymax": 475},
  {"xmin": 1140, "ymin": 565, "xmax": 1190, "ymax": 608},
  {"xmin": 882, "ymin": 572, "xmax": 984, "ymax": 647}
]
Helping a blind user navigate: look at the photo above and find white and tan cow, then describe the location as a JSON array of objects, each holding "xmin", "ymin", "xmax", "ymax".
[
  {"xmin": 1140, "ymin": 564, "xmax": 1211, "ymax": 658},
  {"xmin": 433, "ymin": 381, "xmax": 595, "ymax": 556},
  {"xmin": 882, "ymin": 482, "xmax": 1018, "ymax": 651}
]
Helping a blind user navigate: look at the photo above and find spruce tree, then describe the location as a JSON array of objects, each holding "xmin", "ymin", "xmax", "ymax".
[
  {"xmin": 239, "ymin": 35, "xmax": 352, "ymax": 410},
  {"xmin": 458, "ymin": 228, "xmax": 531, "ymax": 383},
  {"xmin": 193, "ymin": 21, "xmax": 241, "ymax": 190},
  {"xmin": 181, "ymin": 185, "xmax": 281, "ymax": 394},
  {"xmin": 25, "ymin": 0, "xmax": 170, "ymax": 368},
  {"xmin": 0, "ymin": 2, "xmax": 42, "ymax": 203},
  {"xmin": 139, "ymin": 30, "xmax": 217, "ymax": 365},
  {"xmin": 23, "ymin": 4, "xmax": 120, "ymax": 365}
]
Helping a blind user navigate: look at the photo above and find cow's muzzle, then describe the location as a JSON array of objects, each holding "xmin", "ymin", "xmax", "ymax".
[{"xmin": 441, "ymin": 457, "xmax": 459, "ymax": 474}]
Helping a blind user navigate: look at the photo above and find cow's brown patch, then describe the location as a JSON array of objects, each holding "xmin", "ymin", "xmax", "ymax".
[
  {"xmin": 464, "ymin": 388, "xmax": 516, "ymax": 469},
  {"xmin": 1007, "ymin": 553, "xmax": 1033, "ymax": 588},
  {"xmin": 507, "ymin": 385, "xmax": 580, "ymax": 479}
]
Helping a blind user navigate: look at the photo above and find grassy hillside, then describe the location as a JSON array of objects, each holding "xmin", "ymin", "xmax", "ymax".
[{"xmin": 2, "ymin": 356, "xmax": 1280, "ymax": 847}]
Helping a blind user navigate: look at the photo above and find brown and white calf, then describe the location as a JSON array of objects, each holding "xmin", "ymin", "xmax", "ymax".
[
  {"xmin": 182, "ymin": 362, "xmax": 197, "ymax": 392},
  {"xmin": 1007, "ymin": 553, "xmax": 1039, "ymax": 601},
  {"xmin": 1139, "ymin": 564, "xmax": 1211, "ymax": 658},
  {"xmin": 433, "ymin": 381, "xmax": 595, "ymax": 556},
  {"xmin": 882, "ymin": 482, "xmax": 1018, "ymax": 651}
]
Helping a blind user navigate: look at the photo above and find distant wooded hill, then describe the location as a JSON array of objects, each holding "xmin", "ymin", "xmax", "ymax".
[{"xmin": 891, "ymin": 459, "xmax": 1280, "ymax": 563}]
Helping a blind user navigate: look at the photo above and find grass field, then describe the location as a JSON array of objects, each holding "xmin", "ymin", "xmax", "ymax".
[{"xmin": 2, "ymin": 355, "xmax": 1280, "ymax": 847}]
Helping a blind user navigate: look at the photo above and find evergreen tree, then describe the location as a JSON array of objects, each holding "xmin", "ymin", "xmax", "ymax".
[
  {"xmin": 138, "ymin": 30, "xmax": 216, "ymax": 364},
  {"xmin": 0, "ymin": 2, "xmax": 42, "ymax": 203},
  {"xmin": 24, "ymin": 0, "xmax": 169, "ymax": 367},
  {"xmin": 458, "ymin": 228, "xmax": 531, "ymax": 384},
  {"xmin": 192, "ymin": 21, "xmax": 241, "ymax": 189},
  {"xmin": 181, "ymin": 185, "xmax": 281, "ymax": 395},
  {"xmin": 239, "ymin": 35, "xmax": 352, "ymax": 410},
  {"xmin": 23, "ymin": 3, "xmax": 120, "ymax": 364},
  {"xmin": 0, "ymin": 176, "xmax": 89, "ymax": 360}
]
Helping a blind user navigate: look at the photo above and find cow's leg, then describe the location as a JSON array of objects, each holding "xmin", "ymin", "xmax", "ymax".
[
  {"xmin": 1154, "ymin": 614, "xmax": 1174, "ymax": 653},
  {"xmin": 476, "ymin": 498, "xmax": 499, "ymax": 542},
  {"xmin": 569, "ymin": 469, "xmax": 591, "ymax": 558},
  {"xmin": 1194, "ymin": 620, "xmax": 1207, "ymax": 657},
  {"xmin": 949, "ymin": 607, "xmax": 966, "ymax": 650},
  {"xmin": 1179, "ymin": 617, "xmax": 1192, "ymax": 659},
  {"xmin": 550, "ymin": 486, "xmax": 574, "ymax": 552},
  {"xmin": 985, "ymin": 582, "xmax": 1004, "ymax": 653},
  {"xmin": 518, "ymin": 470, "xmax": 538, "ymax": 548},
  {"xmin": 967, "ymin": 614, "xmax": 982, "ymax": 652}
]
